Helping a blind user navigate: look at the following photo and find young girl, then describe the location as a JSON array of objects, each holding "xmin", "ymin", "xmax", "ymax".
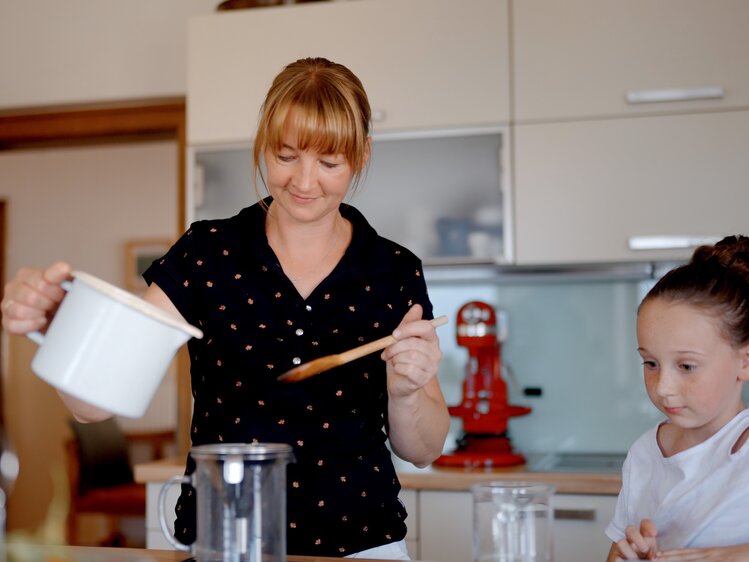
[{"xmin": 606, "ymin": 235, "xmax": 749, "ymax": 561}]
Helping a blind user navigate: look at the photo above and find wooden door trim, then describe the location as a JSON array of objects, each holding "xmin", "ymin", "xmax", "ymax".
[
  {"xmin": 0, "ymin": 98, "xmax": 191, "ymax": 454},
  {"xmin": 0, "ymin": 97, "xmax": 186, "ymax": 227}
]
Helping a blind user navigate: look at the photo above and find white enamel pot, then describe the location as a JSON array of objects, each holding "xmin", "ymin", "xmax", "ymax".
[{"xmin": 28, "ymin": 270, "xmax": 202, "ymax": 418}]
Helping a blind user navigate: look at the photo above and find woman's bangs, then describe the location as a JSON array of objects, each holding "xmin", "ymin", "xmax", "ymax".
[{"xmin": 287, "ymin": 99, "xmax": 358, "ymax": 162}]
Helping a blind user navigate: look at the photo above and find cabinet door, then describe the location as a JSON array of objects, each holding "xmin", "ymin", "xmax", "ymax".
[
  {"xmin": 513, "ymin": 0, "xmax": 749, "ymax": 122},
  {"xmin": 554, "ymin": 494, "xmax": 617, "ymax": 562},
  {"xmin": 145, "ymin": 481, "xmax": 180, "ymax": 550},
  {"xmin": 400, "ymin": 490, "xmax": 419, "ymax": 559},
  {"xmin": 513, "ymin": 110, "xmax": 749, "ymax": 265},
  {"xmin": 418, "ymin": 490, "xmax": 617, "ymax": 562},
  {"xmin": 191, "ymin": 132, "xmax": 509, "ymax": 264},
  {"xmin": 418, "ymin": 491, "xmax": 472, "ymax": 562},
  {"xmin": 188, "ymin": 0, "xmax": 509, "ymax": 145}
]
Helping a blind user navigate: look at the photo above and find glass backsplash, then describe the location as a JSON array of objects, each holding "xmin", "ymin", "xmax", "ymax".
[{"xmin": 426, "ymin": 273, "xmax": 663, "ymax": 457}]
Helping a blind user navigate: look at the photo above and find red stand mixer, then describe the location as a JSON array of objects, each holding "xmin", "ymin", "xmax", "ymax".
[{"xmin": 435, "ymin": 301, "xmax": 531, "ymax": 468}]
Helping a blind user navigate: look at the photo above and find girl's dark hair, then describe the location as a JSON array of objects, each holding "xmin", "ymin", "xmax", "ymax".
[{"xmin": 640, "ymin": 235, "xmax": 749, "ymax": 347}]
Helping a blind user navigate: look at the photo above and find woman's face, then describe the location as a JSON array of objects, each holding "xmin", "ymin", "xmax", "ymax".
[
  {"xmin": 637, "ymin": 298, "xmax": 749, "ymax": 440},
  {"xmin": 263, "ymin": 119, "xmax": 359, "ymax": 226}
]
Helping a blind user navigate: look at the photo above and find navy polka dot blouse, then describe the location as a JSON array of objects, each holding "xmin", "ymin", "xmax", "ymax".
[{"xmin": 143, "ymin": 199, "xmax": 434, "ymax": 557}]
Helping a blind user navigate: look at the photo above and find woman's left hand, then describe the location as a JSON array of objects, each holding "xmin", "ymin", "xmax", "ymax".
[{"xmin": 381, "ymin": 304, "xmax": 442, "ymax": 397}]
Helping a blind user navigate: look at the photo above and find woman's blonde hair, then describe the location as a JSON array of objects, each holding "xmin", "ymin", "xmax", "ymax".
[{"xmin": 253, "ymin": 57, "xmax": 371, "ymax": 198}]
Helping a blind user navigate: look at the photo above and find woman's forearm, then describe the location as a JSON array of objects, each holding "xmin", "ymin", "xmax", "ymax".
[{"xmin": 387, "ymin": 378, "xmax": 450, "ymax": 467}]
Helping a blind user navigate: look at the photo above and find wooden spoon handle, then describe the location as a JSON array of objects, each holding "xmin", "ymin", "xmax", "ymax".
[{"xmin": 337, "ymin": 315, "xmax": 448, "ymax": 364}]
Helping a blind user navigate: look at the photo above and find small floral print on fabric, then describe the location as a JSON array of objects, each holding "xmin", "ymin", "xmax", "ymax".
[{"xmin": 155, "ymin": 205, "xmax": 429, "ymax": 554}]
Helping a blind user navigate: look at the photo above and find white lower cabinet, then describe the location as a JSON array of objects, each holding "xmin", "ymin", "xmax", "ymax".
[
  {"xmin": 145, "ymin": 481, "xmax": 181, "ymax": 551},
  {"xmin": 146, "ymin": 482, "xmax": 422, "ymax": 556},
  {"xmin": 552, "ymin": 494, "xmax": 617, "ymax": 562},
  {"xmin": 400, "ymin": 489, "xmax": 420, "ymax": 559},
  {"xmin": 145, "ymin": 480, "xmax": 616, "ymax": 560},
  {"xmin": 417, "ymin": 490, "xmax": 616, "ymax": 562},
  {"xmin": 418, "ymin": 491, "xmax": 473, "ymax": 562}
]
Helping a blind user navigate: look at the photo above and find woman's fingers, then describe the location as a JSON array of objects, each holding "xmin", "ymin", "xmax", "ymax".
[{"xmin": 2, "ymin": 262, "xmax": 71, "ymax": 334}]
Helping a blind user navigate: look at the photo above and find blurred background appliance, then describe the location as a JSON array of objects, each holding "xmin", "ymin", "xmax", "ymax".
[{"xmin": 435, "ymin": 301, "xmax": 531, "ymax": 467}]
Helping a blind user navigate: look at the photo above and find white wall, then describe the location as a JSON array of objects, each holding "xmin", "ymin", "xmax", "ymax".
[
  {"xmin": 0, "ymin": 0, "xmax": 217, "ymax": 109},
  {"xmin": 2, "ymin": 143, "xmax": 177, "ymax": 277}
]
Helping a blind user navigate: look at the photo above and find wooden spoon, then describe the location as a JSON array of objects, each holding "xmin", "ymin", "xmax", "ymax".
[{"xmin": 277, "ymin": 315, "xmax": 449, "ymax": 383}]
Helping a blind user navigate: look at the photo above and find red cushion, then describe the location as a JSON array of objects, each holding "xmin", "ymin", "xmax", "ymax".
[{"xmin": 75, "ymin": 482, "xmax": 146, "ymax": 515}]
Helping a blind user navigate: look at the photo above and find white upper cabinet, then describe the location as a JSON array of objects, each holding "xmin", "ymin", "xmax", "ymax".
[
  {"xmin": 513, "ymin": 0, "xmax": 749, "ymax": 122},
  {"xmin": 512, "ymin": 110, "xmax": 749, "ymax": 265},
  {"xmin": 187, "ymin": 0, "xmax": 510, "ymax": 145}
]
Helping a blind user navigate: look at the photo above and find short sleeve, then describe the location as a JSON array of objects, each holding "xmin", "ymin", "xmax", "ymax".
[{"xmin": 142, "ymin": 224, "xmax": 203, "ymax": 325}]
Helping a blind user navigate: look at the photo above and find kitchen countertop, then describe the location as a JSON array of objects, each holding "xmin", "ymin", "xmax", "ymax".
[
  {"xmin": 4, "ymin": 542, "xmax": 428, "ymax": 562},
  {"xmin": 135, "ymin": 456, "xmax": 622, "ymax": 496}
]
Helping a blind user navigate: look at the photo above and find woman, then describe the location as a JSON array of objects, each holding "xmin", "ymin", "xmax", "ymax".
[{"xmin": 2, "ymin": 57, "xmax": 450, "ymax": 559}]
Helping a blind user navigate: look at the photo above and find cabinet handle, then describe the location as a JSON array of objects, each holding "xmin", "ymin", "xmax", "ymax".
[
  {"xmin": 371, "ymin": 109, "xmax": 387, "ymax": 123},
  {"xmin": 625, "ymin": 86, "xmax": 724, "ymax": 104},
  {"xmin": 628, "ymin": 235, "xmax": 722, "ymax": 251},
  {"xmin": 554, "ymin": 508, "xmax": 596, "ymax": 521}
]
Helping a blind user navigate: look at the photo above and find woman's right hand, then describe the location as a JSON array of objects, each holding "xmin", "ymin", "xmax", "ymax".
[
  {"xmin": 2, "ymin": 261, "xmax": 116, "ymax": 423},
  {"xmin": 2, "ymin": 261, "xmax": 72, "ymax": 335}
]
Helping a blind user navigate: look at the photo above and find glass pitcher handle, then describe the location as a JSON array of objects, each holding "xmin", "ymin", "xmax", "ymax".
[{"xmin": 158, "ymin": 475, "xmax": 192, "ymax": 552}]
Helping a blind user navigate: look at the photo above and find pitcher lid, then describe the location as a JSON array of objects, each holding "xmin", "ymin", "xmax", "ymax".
[{"xmin": 191, "ymin": 442, "xmax": 293, "ymax": 461}]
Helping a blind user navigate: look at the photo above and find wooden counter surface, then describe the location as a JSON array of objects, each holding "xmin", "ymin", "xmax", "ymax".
[
  {"xmin": 135, "ymin": 457, "xmax": 621, "ymax": 496},
  {"xmin": 5, "ymin": 543, "xmax": 432, "ymax": 562},
  {"xmin": 394, "ymin": 464, "xmax": 620, "ymax": 495}
]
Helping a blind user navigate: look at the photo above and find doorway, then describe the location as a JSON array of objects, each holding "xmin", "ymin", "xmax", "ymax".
[{"xmin": 0, "ymin": 99, "xmax": 188, "ymax": 537}]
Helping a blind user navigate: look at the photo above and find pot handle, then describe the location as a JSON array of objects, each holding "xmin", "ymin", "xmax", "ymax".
[
  {"xmin": 158, "ymin": 475, "xmax": 192, "ymax": 552},
  {"xmin": 26, "ymin": 279, "xmax": 73, "ymax": 346}
]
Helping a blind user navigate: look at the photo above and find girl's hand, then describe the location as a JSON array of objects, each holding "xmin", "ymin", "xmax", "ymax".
[
  {"xmin": 608, "ymin": 519, "xmax": 659, "ymax": 560},
  {"xmin": 382, "ymin": 304, "xmax": 442, "ymax": 397},
  {"xmin": 657, "ymin": 544, "xmax": 749, "ymax": 561},
  {"xmin": 2, "ymin": 262, "xmax": 71, "ymax": 335}
]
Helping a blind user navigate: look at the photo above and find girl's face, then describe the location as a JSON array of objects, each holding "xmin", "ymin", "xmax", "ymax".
[
  {"xmin": 637, "ymin": 298, "xmax": 749, "ymax": 441},
  {"xmin": 263, "ymin": 118, "xmax": 365, "ymax": 226}
]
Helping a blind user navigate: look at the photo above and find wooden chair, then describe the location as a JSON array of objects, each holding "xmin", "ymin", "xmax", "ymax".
[{"xmin": 65, "ymin": 419, "xmax": 175, "ymax": 546}]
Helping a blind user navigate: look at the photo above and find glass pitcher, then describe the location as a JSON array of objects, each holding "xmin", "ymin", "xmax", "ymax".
[
  {"xmin": 472, "ymin": 481, "xmax": 555, "ymax": 562},
  {"xmin": 158, "ymin": 443, "xmax": 294, "ymax": 562}
]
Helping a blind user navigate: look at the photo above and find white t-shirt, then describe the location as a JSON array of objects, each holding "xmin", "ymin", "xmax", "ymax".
[{"xmin": 606, "ymin": 408, "xmax": 749, "ymax": 550}]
